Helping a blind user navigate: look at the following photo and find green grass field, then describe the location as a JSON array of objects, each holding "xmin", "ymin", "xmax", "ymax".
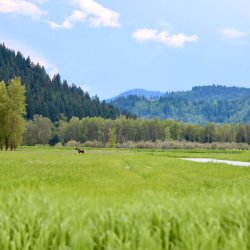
[{"xmin": 1, "ymin": 147, "xmax": 250, "ymax": 249}]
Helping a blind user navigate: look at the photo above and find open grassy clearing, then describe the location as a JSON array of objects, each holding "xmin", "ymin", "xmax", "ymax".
[
  {"xmin": 1, "ymin": 147, "xmax": 250, "ymax": 197},
  {"xmin": 0, "ymin": 147, "xmax": 250, "ymax": 249}
]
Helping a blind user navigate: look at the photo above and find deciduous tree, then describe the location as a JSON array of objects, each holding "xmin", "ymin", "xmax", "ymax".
[
  {"xmin": 6, "ymin": 77, "xmax": 26, "ymax": 150},
  {"xmin": 0, "ymin": 81, "xmax": 8, "ymax": 150}
]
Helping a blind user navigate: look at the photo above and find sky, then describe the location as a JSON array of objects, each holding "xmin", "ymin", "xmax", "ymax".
[{"xmin": 0, "ymin": 0, "xmax": 250, "ymax": 99}]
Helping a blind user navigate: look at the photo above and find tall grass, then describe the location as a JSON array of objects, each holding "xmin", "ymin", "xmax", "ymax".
[
  {"xmin": 1, "ymin": 191, "xmax": 250, "ymax": 250},
  {"xmin": 0, "ymin": 148, "xmax": 250, "ymax": 249}
]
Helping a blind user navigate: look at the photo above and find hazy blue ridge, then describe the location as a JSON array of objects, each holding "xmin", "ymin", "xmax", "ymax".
[
  {"xmin": 107, "ymin": 89, "xmax": 165, "ymax": 102},
  {"xmin": 111, "ymin": 86, "xmax": 250, "ymax": 124}
]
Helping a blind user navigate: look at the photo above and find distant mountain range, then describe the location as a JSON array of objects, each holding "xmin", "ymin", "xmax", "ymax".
[
  {"xmin": 107, "ymin": 89, "xmax": 165, "ymax": 102},
  {"xmin": 110, "ymin": 85, "xmax": 250, "ymax": 124}
]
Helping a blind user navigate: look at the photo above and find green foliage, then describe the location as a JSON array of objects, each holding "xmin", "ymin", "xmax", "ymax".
[
  {"xmin": 203, "ymin": 123, "xmax": 216, "ymax": 143},
  {"xmin": 246, "ymin": 124, "xmax": 250, "ymax": 144},
  {"xmin": 164, "ymin": 127, "xmax": 171, "ymax": 140},
  {"xmin": 111, "ymin": 85, "xmax": 250, "ymax": 124},
  {"xmin": 236, "ymin": 124, "xmax": 247, "ymax": 143},
  {"xmin": 108, "ymin": 127, "xmax": 117, "ymax": 148},
  {"xmin": 0, "ymin": 43, "xmax": 132, "ymax": 121},
  {"xmin": 0, "ymin": 81, "xmax": 8, "ymax": 149},
  {"xmin": 55, "ymin": 116, "xmax": 250, "ymax": 145},
  {"xmin": 7, "ymin": 77, "xmax": 26, "ymax": 150},
  {"xmin": 24, "ymin": 115, "xmax": 52, "ymax": 145},
  {"xmin": 0, "ymin": 78, "xmax": 26, "ymax": 150},
  {"xmin": 169, "ymin": 122, "xmax": 180, "ymax": 140}
]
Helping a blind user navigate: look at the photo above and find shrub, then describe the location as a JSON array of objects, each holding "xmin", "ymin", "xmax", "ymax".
[
  {"xmin": 84, "ymin": 140, "xmax": 104, "ymax": 148},
  {"xmin": 65, "ymin": 140, "xmax": 80, "ymax": 147}
]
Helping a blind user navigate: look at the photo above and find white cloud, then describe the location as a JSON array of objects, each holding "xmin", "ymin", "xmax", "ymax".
[
  {"xmin": 70, "ymin": 0, "xmax": 121, "ymax": 28},
  {"xmin": 132, "ymin": 28, "xmax": 199, "ymax": 48},
  {"xmin": 0, "ymin": 0, "xmax": 121, "ymax": 29},
  {"xmin": 47, "ymin": 0, "xmax": 121, "ymax": 29},
  {"xmin": 222, "ymin": 28, "xmax": 245, "ymax": 39},
  {"xmin": 0, "ymin": 0, "xmax": 46, "ymax": 19},
  {"xmin": 48, "ymin": 10, "xmax": 86, "ymax": 29},
  {"xmin": 1, "ymin": 39, "xmax": 58, "ymax": 77},
  {"xmin": 133, "ymin": 29, "xmax": 158, "ymax": 42}
]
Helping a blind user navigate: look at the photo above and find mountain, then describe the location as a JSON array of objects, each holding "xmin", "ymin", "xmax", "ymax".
[
  {"xmin": 107, "ymin": 89, "xmax": 165, "ymax": 102},
  {"xmin": 165, "ymin": 85, "xmax": 250, "ymax": 101},
  {"xmin": 0, "ymin": 43, "xmax": 132, "ymax": 121},
  {"xmin": 111, "ymin": 85, "xmax": 250, "ymax": 124}
]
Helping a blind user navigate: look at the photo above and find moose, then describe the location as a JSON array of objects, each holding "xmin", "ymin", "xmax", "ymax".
[{"xmin": 75, "ymin": 147, "xmax": 85, "ymax": 154}]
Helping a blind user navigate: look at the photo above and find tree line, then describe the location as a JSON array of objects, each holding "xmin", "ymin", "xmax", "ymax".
[
  {"xmin": 0, "ymin": 78, "xmax": 249, "ymax": 150},
  {"xmin": 0, "ymin": 78, "xmax": 25, "ymax": 150},
  {"xmin": 23, "ymin": 116, "xmax": 250, "ymax": 146}
]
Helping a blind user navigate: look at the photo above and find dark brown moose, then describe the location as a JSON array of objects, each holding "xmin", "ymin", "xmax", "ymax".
[{"xmin": 75, "ymin": 147, "xmax": 85, "ymax": 154}]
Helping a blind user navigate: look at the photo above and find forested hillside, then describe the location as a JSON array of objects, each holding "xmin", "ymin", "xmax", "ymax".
[
  {"xmin": 1, "ymin": 43, "xmax": 249, "ymax": 124},
  {"xmin": 111, "ymin": 86, "xmax": 250, "ymax": 124},
  {"xmin": 0, "ymin": 43, "xmax": 130, "ymax": 121}
]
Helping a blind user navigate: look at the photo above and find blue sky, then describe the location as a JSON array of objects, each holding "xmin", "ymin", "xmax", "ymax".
[{"xmin": 0, "ymin": 0, "xmax": 250, "ymax": 99}]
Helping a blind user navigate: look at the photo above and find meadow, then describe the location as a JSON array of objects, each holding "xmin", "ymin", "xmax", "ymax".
[{"xmin": 0, "ymin": 147, "xmax": 250, "ymax": 249}]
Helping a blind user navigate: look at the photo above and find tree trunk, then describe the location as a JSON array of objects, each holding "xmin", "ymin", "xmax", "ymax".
[{"xmin": 5, "ymin": 137, "xmax": 8, "ymax": 151}]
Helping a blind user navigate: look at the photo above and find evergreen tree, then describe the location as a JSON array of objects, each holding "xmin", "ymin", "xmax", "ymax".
[{"xmin": 0, "ymin": 43, "xmax": 131, "ymax": 121}]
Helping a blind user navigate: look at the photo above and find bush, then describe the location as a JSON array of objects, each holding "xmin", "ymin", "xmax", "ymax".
[
  {"xmin": 65, "ymin": 140, "xmax": 80, "ymax": 147},
  {"xmin": 84, "ymin": 140, "xmax": 104, "ymax": 148},
  {"xmin": 63, "ymin": 139, "xmax": 250, "ymax": 150},
  {"xmin": 117, "ymin": 140, "xmax": 250, "ymax": 150},
  {"xmin": 117, "ymin": 141, "xmax": 137, "ymax": 148},
  {"xmin": 55, "ymin": 142, "xmax": 63, "ymax": 147}
]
